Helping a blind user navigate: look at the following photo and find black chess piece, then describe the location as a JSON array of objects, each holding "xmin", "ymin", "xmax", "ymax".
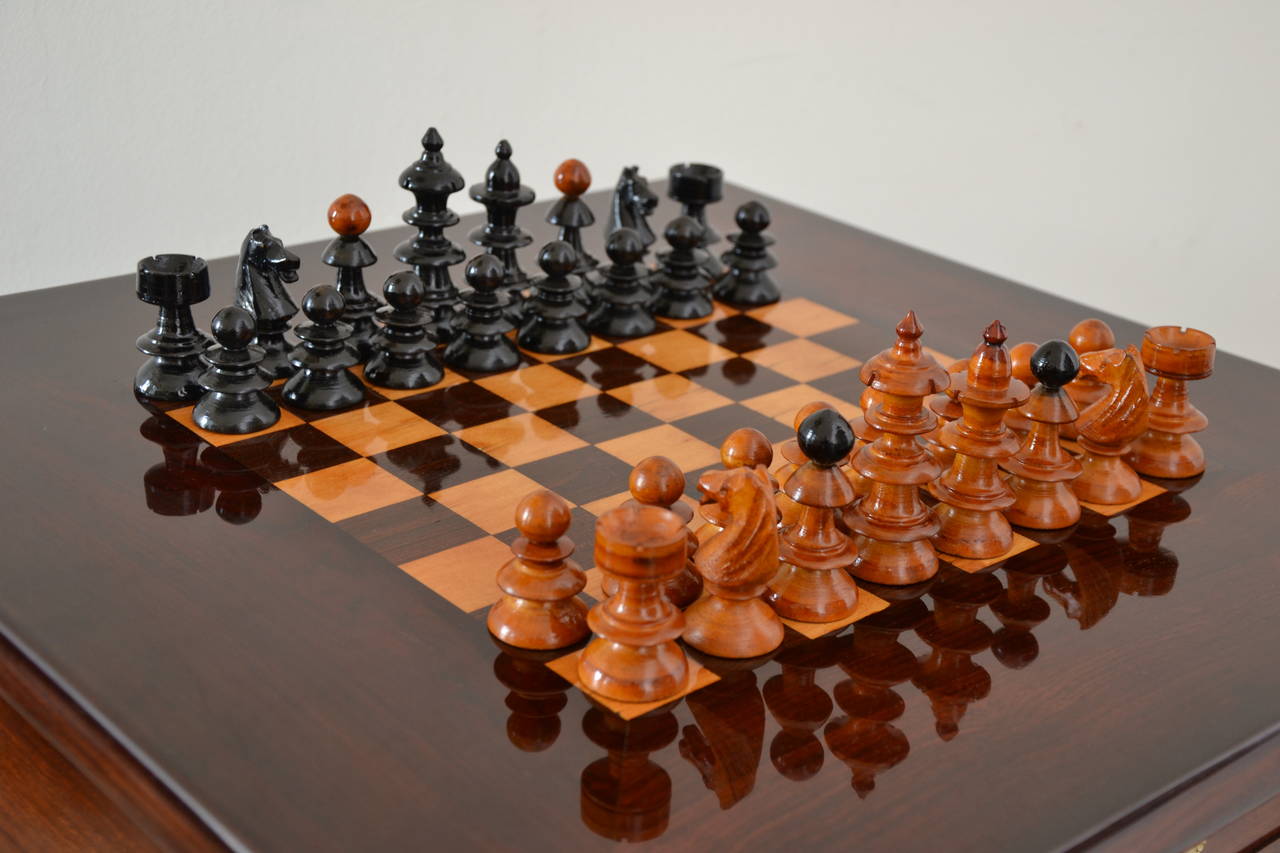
[
  {"xmin": 193, "ymin": 306, "xmax": 280, "ymax": 434},
  {"xmin": 134, "ymin": 254, "xmax": 211, "ymax": 402},
  {"xmin": 365, "ymin": 271, "xmax": 443, "ymax": 390},
  {"xmin": 469, "ymin": 139, "xmax": 535, "ymax": 304},
  {"xmin": 322, "ymin": 194, "xmax": 382, "ymax": 362},
  {"xmin": 443, "ymin": 254, "xmax": 520, "ymax": 373},
  {"xmin": 714, "ymin": 201, "xmax": 780, "ymax": 307},
  {"xmin": 139, "ymin": 413, "xmax": 215, "ymax": 516},
  {"xmin": 395, "ymin": 128, "xmax": 467, "ymax": 344},
  {"xmin": 233, "ymin": 225, "xmax": 302, "ymax": 379},
  {"xmin": 282, "ymin": 285, "xmax": 365, "ymax": 410},
  {"xmin": 518, "ymin": 241, "xmax": 590, "ymax": 355},
  {"xmin": 604, "ymin": 166, "xmax": 659, "ymax": 251},
  {"xmin": 546, "ymin": 159, "xmax": 604, "ymax": 288},
  {"xmin": 585, "ymin": 229, "xmax": 655, "ymax": 339},
  {"xmin": 667, "ymin": 163, "xmax": 725, "ymax": 280},
  {"xmin": 651, "ymin": 216, "xmax": 715, "ymax": 319}
]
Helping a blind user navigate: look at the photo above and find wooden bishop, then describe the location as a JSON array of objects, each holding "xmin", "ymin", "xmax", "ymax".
[
  {"xmin": 609, "ymin": 456, "xmax": 702, "ymax": 608},
  {"xmin": 1073, "ymin": 346, "xmax": 1151, "ymax": 505},
  {"xmin": 929, "ymin": 321, "xmax": 1030, "ymax": 559},
  {"xmin": 765, "ymin": 409, "xmax": 860, "ymax": 622},
  {"xmin": 579, "ymin": 504, "xmax": 689, "ymax": 702},
  {"xmin": 845, "ymin": 311, "xmax": 950, "ymax": 586},
  {"xmin": 684, "ymin": 467, "xmax": 785, "ymax": 659},
  {"xmin": 1001, "ymin": 340, "xmax": 1083, "ymax": 529},
  {"xmin": 487, "ymin": 490, "xmax": 589, "ymax": 649}
]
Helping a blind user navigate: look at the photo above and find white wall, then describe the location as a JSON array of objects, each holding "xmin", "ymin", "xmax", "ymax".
[{"xmin": 2, "ymin": 0, "xmax": 1276, "ymax": 367}]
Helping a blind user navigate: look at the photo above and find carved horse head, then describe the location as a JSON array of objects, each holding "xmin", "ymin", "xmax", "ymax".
[
  {"xmin": 234, "ymin": 225, "xmax": 301, "ymax": 322},
  {"xmin": 606, "ymin": 166, "xmax": 659, "ymax": 248}
]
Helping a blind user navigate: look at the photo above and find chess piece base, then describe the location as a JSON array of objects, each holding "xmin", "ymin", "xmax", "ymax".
[
  {"xmin": 765, "ymin": 563, "xmax": 859, "ymax": 623},
  {"xmin": 1073, "ymin": 452, "xmax": 1143, "ymax": 505},
  {"xmin": 134, "ymin": 355, "xmax": 204, "ymax": 402},
  {"xmin": 487, "ymin": 595, "xmax": 589, "ymax": 651},
  {"xmin": 578, "ymin": 637, "xmax": 688, "ymax": 703},
  {"xmin": 1127, "ymin": 430, "xmax": 1205, "ymax": 479},
  {"xmin": 683, "ymin": 595, "xmax": 784, "ymax": 659},
  {"xmin": 933, "ymin": 504, "xmax": 1014, "ymax": 560},
  {"xmin": 849, "ymin": 536, "xmax": 938, "ymax": 586},
  {"xmin": 282, "ymin": 368, "xmax": 365, "ymax": 411},
  {"xmin": 1005, "ymin": 475, "xmax": 1081, "ymax": 530},
  {"xmin": 192, "ymin": 391, "xmax": 280, "ymax": 435},
  {"xmin": 365, "ymin": 352, "xmax": 443, "ymax": 390}
]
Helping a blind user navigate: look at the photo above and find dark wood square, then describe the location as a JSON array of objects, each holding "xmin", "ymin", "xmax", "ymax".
[
  {"xmin": 808, "ymin": 367, "xmax": 866, "ymax": 405},
  {"xmin": 678, "ymin": 358, "xmax": 795, "ymax": 401},
  {"xmin": 514, "ymin": 446, "xmax": 636, "ymax": 506},
  {"xmin": 552, "ymin": 346, "xmax": 668, "ymax": 390},
  {"xmin": 689, "ymin": 313, "xmax": 795, "ymax": 354},
  {"xmin": 398, "ymin": 382, "xmax": 517, "ymax": 430},
  {"xmin": 369, "ymin": 434, "xmax": 505, "ymax": 494},
  {"xmin": 535, "ymin": 394, "xmax": 665, "ymax": 444},
  {"xmin": 337, "ymin": 497, "xmax": 488, "ymax": 566},
  {"xmin": 217, "ymin": 423, "xmax": 362, "ymax": 483},
  {"xmin": 672, "ymin": 403, "xmax": 796, "ymax": 447}
]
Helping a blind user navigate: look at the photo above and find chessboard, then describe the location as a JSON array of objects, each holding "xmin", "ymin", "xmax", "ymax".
[{"xmin": 2, "ymin": 180, "xmax": 1278, "ymax": 853}]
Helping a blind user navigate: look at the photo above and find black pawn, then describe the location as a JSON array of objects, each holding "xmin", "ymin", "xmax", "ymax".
[
  {"xmin": 366, "ymin": 272, "xmax": 443, "ymax": 390},
  {"xmin": 282, "ymin": 286, "xmax": 366, "ymax": 411},
  {"xmin": 519, "ymin": 241, "xmax": 590, "ymax": 355},
  {"xmin": 714, "ymin": 201, "xmax": 780, "ymax": 307},
  {"xmin": 1030, "ymin": 340, "xmax": 1081, "ymax": 390},
  {"xmin": 395, "ymin": 128, "xmax": 467, "ymax": 344},
  {"xmin": 193, "ymin": 306, "xmax": 280, "ymax": 434},
  {"xmin": 651, "ymin": 216, "xmax": 715, "ymax": 319},
  {"xmin": 443, "ymin": 255, "xmax": 520, "ymax": 373},
  {"xmin": 322, "ymin": 194, "xmax": 382, "ymax": 362},
  {"xmin": 585, "ymin": 229, "xmax": 656, "ymax": 339},
  {"xmin": 667, "ymin": 162, "xmax": 725, "ymax": 280},
  {"xmin": 469, "ymin": 140, "xmax": 536, "ymax": 303},
  {"xmin": 134, "ymin": 254, "xmax": 211, "ymax": 402}
]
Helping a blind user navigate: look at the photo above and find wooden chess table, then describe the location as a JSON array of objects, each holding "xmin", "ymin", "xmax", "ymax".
[{"xmin": 0, "ymin": 183, "xmax": 1277, "ymax": 852}]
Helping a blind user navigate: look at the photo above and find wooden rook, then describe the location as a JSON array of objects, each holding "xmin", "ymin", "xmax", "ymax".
[
  {"xmin": 487, "ymin": 490, "xmax": 589, "ymax": 650},
  {"xmin": 1002, "ymin": 340, "xmax": 1083, "ymax": 529},
  {"xmin": 929, "ymin": 321, "xmax": 1030, "ymax": 559},
  {"xmin": 766, "ymin": 410, "xmax": 860, "ymax": 622},
  {"xmin": 579, "ymin": 504, "xmax": 689, "ymax": 703},
  {"xmin": 845, "ymin": 311, "xmax": 950, "ymax": 586},
  {"xmin": 322, "ymin": 193, "xmax": 382, "ymax": 362},
  {"xmin": 192, "ymin": 305, "xmax": 279, "ymax": 434},
  {"xmin": 1073, "ymin": 346, "xmax": 1151, "ymax": 504},
  {"xmin": 604, "ymin": 456, "xmax": 702, "ymax": 608},
  {"xmin": 365, "ymin": 271, "xmax": 443, "ymax": 390},
  {"xmin": 698, "ymin": 428, "xmax": 775, "ymax": 539},
  {"xmin": 1063, "ymin": 318, "xmax": 1116, "ymax": 438},
  {"xmin": 134, "ymin": 253, "xmax": 211, "ymax": 402},
  {"xmin": 776, "ymin": 401, "xmax": 838, "ymax": 526},
  {"xmin": 1127, "ymin": 325, "xmax": 1215, "ymax": 478},
  {"xmin": 684, "ymin": 467, "xmax": 785, "ymax": 659},
  {"xmin": 282, "ymin": 286, "xmax": 365, "ymax": 411}
]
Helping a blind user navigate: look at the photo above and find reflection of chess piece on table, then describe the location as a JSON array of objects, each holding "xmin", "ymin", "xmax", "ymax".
[
  {"xmin": 762, "ymin": 635, "xmax": 839, "ymax": 781},
  {"xmin": 200, "ymin": 446, "xmax": 266, "ymax": 526},
  {"xmin": 1118, "ymin": 480, "xmax": 1197, "ymax": 597},
  {"xmin": 580, "ymin": 706, "xmax": 677, "ymax": 842},
  {"xmin": 491, "ymin": 639, "xmax": 574, "ymax": 753},
  {"xmin": 139, "ymin": 413, "xmax": 214, "ymax": 517},
  {"xmin": 680, "ymin": 652, "xmax": 771, "ymax": 810},
  {"xmin": 1127, "ymin": 326, "xmax": 1215, "ymax": 479},
  {"xmin": 991, "ymin": 544, "xmax": 1066, "ymax": 669},
  {"xmin": 134, "ymin": 254, "xmax": 211, "ymax": 402},
  {"xmin": 1046, "ymin": 513, "xmax": 1123, "ymax": 630},
  {"xmin": 1072, "ymin": 347, "xmax": 1150, "ymax": 505},
  {"xmin": 913, "ymin": 569, "xmax": 999, "ymax": 741}
]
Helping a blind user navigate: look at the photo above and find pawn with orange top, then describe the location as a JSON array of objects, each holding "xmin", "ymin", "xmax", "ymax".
[{"xmin": 322, "ymin": 193, "xmax": 382, "ymax": 361}]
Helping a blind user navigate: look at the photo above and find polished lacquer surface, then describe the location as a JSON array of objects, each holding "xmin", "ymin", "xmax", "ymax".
[{"xmin": 0, "ymin": 183, "xmax": 1278, "ymax": 852}]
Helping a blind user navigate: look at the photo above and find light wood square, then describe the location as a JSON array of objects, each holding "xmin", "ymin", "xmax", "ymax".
[
  {"xmin": 779, "ymin": 587, "xmax": 890, "ymax": 639},
  {"xmin": 743, "ymin": 338, "xmax": 861, "ymax": 382},
  {"xmin": 661, "ymin": 302, "xmax": 740, "ymax": 329},
  {"xmin": 742, "ymin": 383, "xmax": 863, "ymax": 425},
  {"xmin": 1078, "ymin": 479, "xmax": 1168, "ymax": 517},
  {"xmin": 608, "ymin": 374, "xmax": 731, "ymax": 421},
  {"xmin": 923, "ymin": 347, "xmax": 962, "ymax": 369},
  {"xmin": 943, "ymin": 531, "xmax": 1041, "ymax": 573},
  {"xmin": 455, "ymin": 412, "xmax": 588, "ymax": 467},
  {"xmin": 581, "ymin": 567, "xmax": 608, "ymax": 602},
  {"xmin": 399, "ymin": 535, "xmax": 510, "ymax": 613},
  {"xmin": 546, "ymin": 648, "xmax": 720, "ymax": 720},
  {"xmin": 747, "ymin": 297, "xmax": 857, "ymax": 336},
  {"xmin": 276, "ymin": 458, "xmax": 420, "ymax": 522},
  {"xmin": 522, "ymin": 336, "xmax": 613, "ymax": 362},
  {"xmin": 429, "ymin": 468, "xmax": 551, "ymax": 533},
  {"xmin": 354, "ymin": 365, "xmax": 467, "ymax": 400},
  {"xmin": 476, "ymin": 363, "xmax": 600, "ymax": 410},
  {"xmin": 617, "ymin": 329, "xmax": 734, "ymax": 373},
  {"xmin": 596, "ymin": 424, "xmax": 720, "ymax": 472},
  {"xmin": 311, "ymin": 402, "xmax": 445, "ymax": 456},
  {"xmin": 167, "ymin": 404, "xmax": 303, "ymax": 447}
]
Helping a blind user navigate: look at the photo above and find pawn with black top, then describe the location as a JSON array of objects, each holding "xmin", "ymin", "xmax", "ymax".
[
  {"xmin": 444, "ymin": 254, "xmax": 520, "ymax": 373},
  {"xmin": 192, "ymin": 306, "xmax": 279, "ymax": 434},
  {"xmin": 585, "ymin": 228, "xmax": 655, "ymax": 339},
  {"xmin": 282, "ymin": 285, "xmax": 365, "ymax": 411},
  {"xmin": 469, "ymin": 139, "xmax": 535, "ymax": 299},
  {"xmin": 322, "ymin": 194, "xmax": 382, "ymax": 361},
  {"xmin": 518, "ymin": 241, "xmax": 590, "ymax": 355},
  {"xmin": 134, "ymin": 254, "xmax": 211, "ymax": 402},
  {"xmin": 714, "ymin": 201, "xmax": 781, "ymax": 307},
  {"xmin": 546, "ymin": 159, "xmax": 603, "ymax": 286},
  {"xmin": 365, "ymin": 271, "xmax": 443, "ymax": 390},
  {"xmin": 651, "ymin": 216, "xmax": 715, "ymax": 319},
  {"xmin": 765, "ymin": 409, "xmax": 860, "ymax": 623}
]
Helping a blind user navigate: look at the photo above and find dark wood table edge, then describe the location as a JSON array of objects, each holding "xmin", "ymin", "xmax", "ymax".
[{"xmin": 0, "ymin": 628, "xmax": 228, "ymax": 851}]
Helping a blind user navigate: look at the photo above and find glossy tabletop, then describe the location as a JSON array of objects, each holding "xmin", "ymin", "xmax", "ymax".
[{"xmin": 0, "ymin": 183, "xmax": 1277, "ymax": 852}]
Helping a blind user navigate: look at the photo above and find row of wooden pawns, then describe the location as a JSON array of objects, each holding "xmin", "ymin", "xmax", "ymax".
[{"xmin": 486, "ymin": 311, "xmax": 1216, "ymax": 706}]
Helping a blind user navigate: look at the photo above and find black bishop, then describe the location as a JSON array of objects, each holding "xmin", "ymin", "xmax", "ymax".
[{"xmin": 469, "ymin": 139, "xmax": 535, "ymax": 304}]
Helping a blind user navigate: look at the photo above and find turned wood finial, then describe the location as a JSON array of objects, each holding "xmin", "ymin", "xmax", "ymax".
[
  {"xmin": 1009, "ymin": 341, "xmax": 1038, "ymax": 389},
  {"xmin": 554, "ymin": 158, "xmax": 592, "ymax": 198},
  {"xmin": 1069, "ymin": 318, "xmax": 1116, "ymax": 355},
  {"xmin": 328, "ymin": 193, "xmax": 372, "ymax": 237},
  {"xmin": 721, "ymin": 427, "xmax": 773, "ymax": 469},
  {"xmin": 630, "ymin": 455, "xmax": 685, "ymax": 508},
  {"xmin": 516, "ymin": 489, "xmax": 572, "ymax": 542}
]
